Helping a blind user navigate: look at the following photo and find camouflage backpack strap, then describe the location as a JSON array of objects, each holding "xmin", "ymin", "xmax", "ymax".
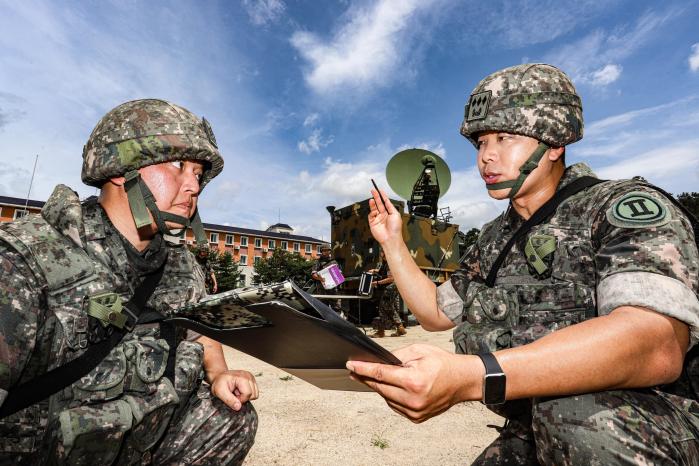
[
  {"xmin": 485, "ymin": 176, "xmax": 605, "ymax": 287},
  {"xmin": 0, "ymin": 263, "xmax": 165, "ymax": 419}
]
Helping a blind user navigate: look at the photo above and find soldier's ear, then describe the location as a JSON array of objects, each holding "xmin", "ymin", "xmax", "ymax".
[
  {"xmin": 548, "ymin": 146, "xmax": 565, "ymax": 162},
  {"xmin": 108, "ymin": 176, "xmax": 126, "ymax": 187}
]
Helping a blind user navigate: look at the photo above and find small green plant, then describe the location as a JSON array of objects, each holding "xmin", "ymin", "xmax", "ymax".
[
  {"xmin": 370, "ymin": 433, "xmax": 390, "ymax": 449},
  {"xmin": 279, "ymin": 375, "xmax": 293, "ymax": 381}
]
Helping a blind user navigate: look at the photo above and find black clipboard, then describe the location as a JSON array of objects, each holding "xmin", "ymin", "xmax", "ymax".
[{"xmin": 166, "ymin": 281, "xmax": 401, "ymax": 391}]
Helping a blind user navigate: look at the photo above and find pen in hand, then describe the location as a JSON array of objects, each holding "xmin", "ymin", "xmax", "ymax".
[{"xmin": 371, "ymin": 178, "xmax": 388, "ymax": 210}]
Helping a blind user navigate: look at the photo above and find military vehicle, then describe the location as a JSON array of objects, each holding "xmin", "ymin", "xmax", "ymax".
[{"xmin": 321, "ymin": 149, "xmax": 463, "ymax": 324}]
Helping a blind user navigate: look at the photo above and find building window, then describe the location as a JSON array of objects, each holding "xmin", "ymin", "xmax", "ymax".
[
  {"xmin": 305, "ymin": 243, "xmax": 311, "ymax": 254},
  {"xmin": 240, "ymin": 236, "xmax": 248, "ymax": 247},
  {"xmin": 293, "ymin": 242, "xmax": 300, "ymax": 252},
  {"xmin": 254, "ymin": 256, "xmax": 261, "ymax": 265},
  {"xmin": 317, "ymin": 245, "xmax": 322, "ymax": 254},
  {"xmin": 209, "ymin": 232, "xmax": 218, "ymax": 244},
  {"xmin": 239, "ymin": 255, "xmax": 247, "ymax": 265},
  {"xmin": 254, "ymin": 238, "xmax": 262, "ymax": 248},
  {"xmin": 13, "ymin": 209, "xmax": 28, "ymax": 220},
  {"xmin": 268, "ymin": 239, "xmax": 276, "ymax": 249},
  {"xmin": 281, "ymin": 240, "xmax": 288, "ymax": 250},
  {"xmin": 225, "ymin": 234, "xmax": 234, "ymax": 245}
]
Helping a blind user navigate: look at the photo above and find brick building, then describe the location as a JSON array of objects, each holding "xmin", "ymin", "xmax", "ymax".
[
  {"xmin": 185, "ymin": 222, "xmax": 327, "ymax": 286},
  {"xmin": 0, "ymin": 196, "xmax": 328, "ymax": 286},
  {"xmin": 0, "ymin": 195, "xmax": 43, "ymax": 222}
]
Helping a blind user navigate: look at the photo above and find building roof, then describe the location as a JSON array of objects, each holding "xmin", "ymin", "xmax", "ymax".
[
  {"xmin": 267, "ymin": 222, "xmax": 292, "ymax": 230},
  {"xmin": 202, "ymin": 223, "xmax": 324, "ymax": 243},
  {"xmin": 0, "ymin": 195, "xmax": 45, "ymax": 210}
]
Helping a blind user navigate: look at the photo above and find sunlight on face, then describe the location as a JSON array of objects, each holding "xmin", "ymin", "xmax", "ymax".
[
  {"xmin": 475, "ymin": 132, "xmax": 548, "ymax": 201},
  {"xmin": 139, "ymin": 160, "xmax": 205, "ymax": 228}
]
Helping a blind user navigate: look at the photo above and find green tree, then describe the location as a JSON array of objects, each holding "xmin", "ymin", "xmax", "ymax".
[
  {"xmin": 253, "ymin": 248, "xmax": 313, "ymax": 286},
  {"xmin": 676, "ymin": 192, "xmax": 699, "ymax": 219},
  {"xmin": 214, "ymin": 250, "xmax": 242, "ymax": 292},
  {"xmin": 458, "ymin": 227, "xmax": 480, "ymax": 258}
]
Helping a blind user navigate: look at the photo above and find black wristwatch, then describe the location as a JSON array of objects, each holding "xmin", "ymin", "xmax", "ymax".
[{"xmin": 476, "ymin": 352, "xmax": 506, "ymax": 405}]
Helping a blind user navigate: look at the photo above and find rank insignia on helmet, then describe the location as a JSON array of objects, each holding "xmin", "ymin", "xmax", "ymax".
[
  {"xmin": 202, "ymin": 117, "xmax": 218, "ymax": 149},
  {"xmin": 607, "ymin": 191, "xmax": 670, "ymax": 228},
  {"xmin": 465, "ymin": 90, "xmax": 492, "ymax": 121}
]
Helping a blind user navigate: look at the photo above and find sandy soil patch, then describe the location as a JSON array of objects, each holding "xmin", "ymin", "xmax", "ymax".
[{"xmin": 223, "ymin": 326, "xmax": 502, "ymax": 465}]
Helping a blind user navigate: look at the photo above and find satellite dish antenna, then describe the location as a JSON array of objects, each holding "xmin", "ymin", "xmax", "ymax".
[{"xmin": 386, "ymin": 148, "xmax": 451, "ymax": 219}]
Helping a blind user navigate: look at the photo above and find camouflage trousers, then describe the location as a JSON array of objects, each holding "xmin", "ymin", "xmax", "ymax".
[
  {"xmin": 1, "ymin": 382, "xmax": 258, "ymax": 466},
  {"xmin": 377, "ymin": 284, "xmax": 401, "ymax": 328},
  {"xmin": 472, "ymin": 389, "xmax": 699, "ymax": 465},
  {"xmin": 140, "ymin": 382, "xmax": 257, "ymax": 465}
]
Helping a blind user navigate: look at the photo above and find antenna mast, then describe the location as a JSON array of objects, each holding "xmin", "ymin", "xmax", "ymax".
[{"xmin": 23, "ymin": 154, "xmax": 39, "ymax": 214}]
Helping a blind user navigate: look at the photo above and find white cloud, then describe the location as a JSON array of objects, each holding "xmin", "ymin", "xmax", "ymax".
[
  {"xmin": 594, "ymin": 142, "xmax": 699, "ymax": 194},
  {"xmin": 690, "ymin": 43, "xmax": 699, "ymax": 72},
  {"xmin": 0, "ymin": 1, "xmax": 264, "ymax": 204},
  {"xmin": 242, "ymin": 0, "xmax": 286, "ymax": 26},
  {"xmin": 545, "ymin": 9, "xmax": 677, "ymax": 87},
  {"xmin": 290, "ymin": 0, "xmax": 435, "ymax": 96},
  {"xmin": 297, "ymin": 128, "xmax": 334, "ymax": 154},
  {"xmin": 473, "ymin": 0, "xmax": 623, "ymax": 49},
  {"xmin": 396, "ymin": 142, "xmax": 447, "ymax": 159},
  {"xmin": 303, "ymin": 113, "xmax": 319, "ymax": 127},
  {"xmin": 587, "ymin": 64, "xmax": 622, "ymax": 86},
  {"xmin": 574, "ymin": 96, "xmax": 699, "ymax": 160}
]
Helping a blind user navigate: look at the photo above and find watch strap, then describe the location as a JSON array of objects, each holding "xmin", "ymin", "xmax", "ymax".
[{"xmin": 477, "ymin": 352, "xmax": 504, "ymax": 375}]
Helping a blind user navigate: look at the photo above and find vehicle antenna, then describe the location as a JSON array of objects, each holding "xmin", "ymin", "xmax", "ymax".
[{"xmin": 23, "ymin": 154, "xmax": 39, "ymax": 215}]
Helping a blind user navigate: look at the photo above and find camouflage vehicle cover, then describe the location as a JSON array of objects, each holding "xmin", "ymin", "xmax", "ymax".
[{"xmin": 328, "ymin": 198, "xmax": 461, "ymax": 284}]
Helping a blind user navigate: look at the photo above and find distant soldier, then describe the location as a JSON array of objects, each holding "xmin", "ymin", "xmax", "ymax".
[
  {"xmin": 349, "ymin": 64, "xmax": 699, "ymax": 464},
  {"xmin": 196, "ymin": 247, "xmax": 218, "ymax": 294},
  {"xmin": 368, "ymin": 250, "xmax": 406, "ymax": 338},
  {"xmin": 311, "ymin": 244, "xmax": 344, "ymax": 316},
  {"xmin": 0, "ymin": 99, "xmax": 258, "ymax": 464}
]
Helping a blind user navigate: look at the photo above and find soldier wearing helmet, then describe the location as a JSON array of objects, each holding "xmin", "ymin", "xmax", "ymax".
[
  {"xmin": 350, "ymin": 64, "xmax": 699, "ymax": 464},
  {"xmin": 0, "ymin": 99, "xmax": 258, "ymax": 463}
]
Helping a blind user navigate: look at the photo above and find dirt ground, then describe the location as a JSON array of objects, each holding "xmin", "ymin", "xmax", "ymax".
[{"xmin": 223, "ymin": 325, "xmax": 502, "ymax": 465}]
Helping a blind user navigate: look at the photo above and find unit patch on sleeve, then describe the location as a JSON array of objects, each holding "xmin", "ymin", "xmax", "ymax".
[{"xmin": 606, "ymin": 191, "xmax": 670, "ymax": 228}]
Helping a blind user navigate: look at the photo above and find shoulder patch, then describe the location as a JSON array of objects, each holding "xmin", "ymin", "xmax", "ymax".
[{"xmin": 606, "ymin": 191, "xmax": 670, "ymax": 228}]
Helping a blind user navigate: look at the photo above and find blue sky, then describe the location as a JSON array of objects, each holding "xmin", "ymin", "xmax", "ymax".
[{"xmin": 1, "ymin": 0, "xmax": 697, "ymax": 240}]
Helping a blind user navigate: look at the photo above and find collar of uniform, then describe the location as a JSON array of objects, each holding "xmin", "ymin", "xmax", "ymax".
[
  {"xmin": 499, "ymin": 163, "xmax": 596, "ymax": 232},
  {"xmin": 555, "ymin": 162, "xmax": 598, "ymax": 191},
  {"xmin": 83, "ymin": 196, "xmax": 107, "ymax": 241}
]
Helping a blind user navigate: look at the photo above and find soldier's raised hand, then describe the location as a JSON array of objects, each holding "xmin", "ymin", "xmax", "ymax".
[{"xmin": 368, "ymin": 188, "xmax": 403, "ymax": 245}]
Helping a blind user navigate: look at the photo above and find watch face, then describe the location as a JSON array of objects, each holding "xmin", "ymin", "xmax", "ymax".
[{"xmin": 483, "ymin": 373, "xmax": 506, "ymax": 405}]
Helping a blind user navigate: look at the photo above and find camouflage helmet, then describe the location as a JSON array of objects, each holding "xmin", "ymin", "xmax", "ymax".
[
  {"xmin": 460, "ymin": 64, "xmax": 583, "ymax": 148},
  {"xmin": 81, "ymin": 98, "xmax": 224, "ymax": 188}
]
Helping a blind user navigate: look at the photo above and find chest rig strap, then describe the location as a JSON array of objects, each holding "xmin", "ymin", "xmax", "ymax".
[
  {"xmin": 0, "ymin": 265, "xmax": 165, "ymax": 419},
  {"xmin": 485, "ymin": 176, "xmax": 605, "ymax": 288}
]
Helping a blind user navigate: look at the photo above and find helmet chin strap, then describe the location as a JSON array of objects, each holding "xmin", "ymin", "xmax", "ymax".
[
  {"xmin": 485, "ymin": 142, "xmax": 550, "ymax": 199},
  {"xmin": 124, "ymin": 170, "xmax": 208, "ymax": 245}
]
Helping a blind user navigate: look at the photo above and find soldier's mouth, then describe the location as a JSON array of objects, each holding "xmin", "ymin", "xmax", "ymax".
[{"xmin": 483, "ymin": 174, "xmax": 500, "ymax": 184}]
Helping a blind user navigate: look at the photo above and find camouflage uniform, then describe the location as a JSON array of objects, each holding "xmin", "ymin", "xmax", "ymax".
[
  {"xmin": 196, "ymin": 253, "xmax": 216, "ymax": 294},
  {"xmin": 438, "ymin": 163, "xmax": 699, "ymax": 464},
  {"xmin": 437, "ymin": 64, "xmax": 699, "ymax": 464},
  {"xmin": 0, "ymin": 99, "xmax": 257, "ymax": 464},
  {"xmin": 375, "ymin": 262, "xmax": 402, "ymax": 328}
]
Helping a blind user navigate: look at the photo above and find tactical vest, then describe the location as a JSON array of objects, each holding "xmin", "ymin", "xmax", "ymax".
[
  {"xmin": 0, "ymin": 185, "xmax": 206, "ymax": 463},
  {"xmin": 452, "ymin": 176, "xmax": 699, "ymax": 403}
]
